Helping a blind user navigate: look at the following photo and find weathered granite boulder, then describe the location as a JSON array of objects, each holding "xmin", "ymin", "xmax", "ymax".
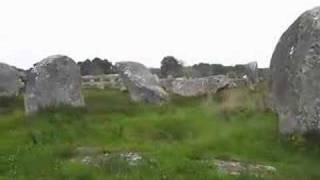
[
  {"xmin": 229, "ymin": 78, "xmax": 248, "ymax": 88},
  {"xmin": 160, "ymin": 75, "xmax": 232, "ymax": 97},
  {"xmin": 24, "ymin": 55, "xmax": 85, "ymax": 114},
  {"xmin": 270, "ymin": 7, "xmax": 320, "ymax": 134},
  {"xmin": 0, "ymin": 63, "xmax": 21, "ymax": 97},
  {"xmin": 116, "ymin": 61, "xmax": 169, "ymax": 104}
]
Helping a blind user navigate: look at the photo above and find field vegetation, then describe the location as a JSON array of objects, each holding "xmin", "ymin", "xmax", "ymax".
[{"xmin": 1, "ymin": 86, "xmax": 320, "ymax": 179}]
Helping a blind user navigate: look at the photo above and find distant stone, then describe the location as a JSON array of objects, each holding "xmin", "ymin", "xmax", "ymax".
[
  {"xmin": 161, "ymin": 75, "xmax": 232, "ymax": 97},
  {"xmin": 270, "ymin": 7, "xmax": 320, "ymax": 134},
  {"xmin": 0, "ymin": 63, "xmax": 21, "ymax": 97},
  {"xmin": 229, "ymin": 78, "xmax": 248, "ymax": 88},
  {"xmin": 245, "ymin": 61, "xmax": 259, "ymax": 85},
  {"xmin": 82, "ymin": 74, "xmax": 126, "ymax": 91},
  {"xmin": 116, "ymin": 61, "xmax": 169, "ymax": 104},
  {"xmin": 24, "ymin": 55, "xmax": 85, "ymax": 114}
]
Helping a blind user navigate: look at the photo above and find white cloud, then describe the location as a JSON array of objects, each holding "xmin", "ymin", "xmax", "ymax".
[{"xmin": 0, "ymin": 0, "xmax": 318, "ymax": 69}]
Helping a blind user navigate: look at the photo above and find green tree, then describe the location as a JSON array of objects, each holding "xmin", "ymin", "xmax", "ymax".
[{"xmin": 160, "ymin": 56, "xmax": 183, "ymax": 78}]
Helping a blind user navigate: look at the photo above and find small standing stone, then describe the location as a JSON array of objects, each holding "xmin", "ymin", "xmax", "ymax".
[{"xmin": 245, "ymin": 61, "xmax": 259, "ymax": 85}]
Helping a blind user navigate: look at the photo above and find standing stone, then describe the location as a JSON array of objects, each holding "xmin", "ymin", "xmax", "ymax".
[
  {"xmin": 0, "ymin": 63, "xmax": 21, "ymax": 97},
  {"xmin": 270, "ymin": 7, "xmax": 320, "ymax": 134},
  {"xmin": 245, "ymin": 61, "xmax": 259, "ymax": 85},
  {"xmin": 116, "ymin": 61, "xmax": 169, "ymax": 104},
  {"xmin": 24, "ymin": 55, "xmax": 85, "ymax": 114}
]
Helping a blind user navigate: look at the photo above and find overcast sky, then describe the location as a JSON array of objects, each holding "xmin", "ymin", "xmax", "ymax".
[{"xmin": 0, "ymin": 0, "xmax": 319, "ymax": 69}]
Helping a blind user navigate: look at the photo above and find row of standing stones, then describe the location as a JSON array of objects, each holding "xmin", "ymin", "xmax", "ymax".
[
  {"xmin": 0, "ymin": 6, "xmax": 319, "ymax": 136},
  {"xmin": 0, "ymin": 55, "xmax": 86, "ymax": 114},
  {"xmin": 0, "ymin": 57, "xmax": 172, "ymax": 114},
  {"xmin": 0, "ymin": 58, "xmax": 258, "ymax": 113}
]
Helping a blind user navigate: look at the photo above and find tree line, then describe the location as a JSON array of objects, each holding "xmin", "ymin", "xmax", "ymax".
[{"xmin": 78, "ymin": 56, "xmax": 251, "ymax": 78}]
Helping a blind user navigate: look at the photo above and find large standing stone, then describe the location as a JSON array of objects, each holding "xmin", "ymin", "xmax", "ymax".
[
  {"xmin": 116, "ymin": 61, "xmax": 169, "ymax": 104},
  {"xmin": 160, "ymin": 75, "xmax": 232, "ymax": 97},
  {"xmin": 24, "ymin": 55, "xmax": 85, "ymax": 114},
  {"xmin": 270, "ymin": 7, "xmax": 320, "ymax": 134},
  {"xmin": 0, "ymin": 63, "xmax": 21, "ymax": 97}
]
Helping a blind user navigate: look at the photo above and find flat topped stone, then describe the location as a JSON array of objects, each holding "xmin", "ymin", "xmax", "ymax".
[
  {"xmin": 24, "ymin": 55, "xmax": 85, "ymax": 114},
  {"xmin": 160, "ymin": 75, "xmax": 233, "ymax": 97}
]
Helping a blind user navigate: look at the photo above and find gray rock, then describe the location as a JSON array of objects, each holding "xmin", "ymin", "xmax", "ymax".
[
  {"xmin": 228, "ymin": 78, "xmax": 248, "ymax": 88},
  {"xmin": 0, "ymin": 63, "xmax": 21, "ymax": 97},
  {"xmin": 24, "ymin": 55, "xmax": 85, "ymax": 114},
  {"xmin": 161, "ymin": 75, "xmax": 232, "ymax": 97},
  {"xmin": 245, "ymin": 61, "xmax": 259, "ymax": 84},
  {"xmin": 270, "ymin": 7, "xmax": 320, "ymax": 134},
  {"xmin": 116, "ymin": 61, "xmax": 169, "ymax": 104}
]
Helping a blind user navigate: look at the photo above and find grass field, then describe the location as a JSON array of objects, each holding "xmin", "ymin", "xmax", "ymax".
[{"xmin": 1, "ymin": 87, "xmax": 320, "ymax": 179}]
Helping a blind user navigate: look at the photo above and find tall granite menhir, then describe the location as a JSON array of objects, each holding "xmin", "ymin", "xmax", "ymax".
[
  {"xmin": 24, "ymin": 55, "xmax": 85, "ymax": 114},
  {"xmin": 270, "ymin": 7, "xmax": 320, "ymax": 134}
]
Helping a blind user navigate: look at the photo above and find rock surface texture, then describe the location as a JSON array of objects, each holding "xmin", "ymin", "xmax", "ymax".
[
  {"xmin": 0, "ymin": 63, "xmax": 21, "ymax": 97},
  {"xmin": 270, "ymin": 7, "xmax": 320, "ymax": 134},
  {"xmin": 160, "ymin": 75, "xmax": 232, "ymax": 97},
  {"xmin": 116, "ymin": 61, "xmax": 169, "ymax": 104},
  {"xmin": 71, "ymin": 147, "xmax": 146, "ymax": 168},
  {"xmin": 24, "ymin": 55, "xmax": 85, "ymax": 114},
  {"xmin": 214, "ymin": 159, "xmax": 276, "ymax": 177}
]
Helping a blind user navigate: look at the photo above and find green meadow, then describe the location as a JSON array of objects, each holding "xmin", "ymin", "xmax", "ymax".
[{"xmin": 1, "ymin": 86, "xmax": 320, "ymax": 179}]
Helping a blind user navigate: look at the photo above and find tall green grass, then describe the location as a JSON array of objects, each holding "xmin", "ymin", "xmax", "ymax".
[{"xmin": 0, "ymin": 86, "xmax": 320, "ymax": 179}]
